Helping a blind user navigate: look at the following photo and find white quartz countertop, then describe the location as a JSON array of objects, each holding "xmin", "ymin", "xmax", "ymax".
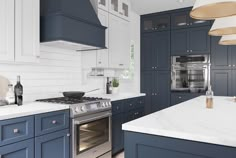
[
  {"xmin": 86, "ymin": 93, "xmax": 146, "ymax": 102},
  {"xmin": 0, "ymin": 102, "xmax": 69, "ymax": 121},
  {"xmin": 122, "ymin": 96, "xmax": 236, "ymax": 147}
]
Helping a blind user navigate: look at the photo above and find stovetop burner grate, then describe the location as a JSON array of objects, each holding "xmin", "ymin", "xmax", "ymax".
[{"xmin": 36, "ymin": 97, "xmax": 104, "ymax": 104}]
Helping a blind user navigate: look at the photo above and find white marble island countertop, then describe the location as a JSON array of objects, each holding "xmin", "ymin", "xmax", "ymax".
[
  {"xmin": 0, "ymin": 102, "xmax": 69, "ymax": 121},
  {"xmin": 122, "ymin": 96, "xmax": 236, "ymax": 147}
]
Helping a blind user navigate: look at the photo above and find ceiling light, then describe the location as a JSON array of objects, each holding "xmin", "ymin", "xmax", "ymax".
[
  {"xmin": 209, "ymin": 16, "xmax": 236, "ymax": 36},
  {"xmin": 190, "ymin": 0, "xmax": 236, "ymax": 20},
  {"xmin": 219, "ymin": 34, "xmax": 236, "ymax": 45}
]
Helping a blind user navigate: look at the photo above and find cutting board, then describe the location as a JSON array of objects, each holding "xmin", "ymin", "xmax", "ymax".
[{"xmin": 0, "ymin": 75, "xmax": 10, "ymax": 98}]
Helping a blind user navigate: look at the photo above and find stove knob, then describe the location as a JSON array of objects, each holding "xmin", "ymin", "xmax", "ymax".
[
  {"xmin": 105, "ymin": 102, "xmax": 109, "ymax": 107},
  {"xmin": 75, "ymin": 107, "xmax": 81, "ymax": 113},
  {"xmin": 80, "ymin": 106, "xmax": 87, "ymax": 112},
  {"xmin": 102, "ymin": 102, "xmax": 106, "ymax": 108},
  {"xmin": 108, "ymin": 102, "xmax": 111, "ymax": 106}
]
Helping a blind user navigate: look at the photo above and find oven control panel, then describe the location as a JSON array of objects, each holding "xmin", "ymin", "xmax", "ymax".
[{"xmin": 72, "ymin": 100, "xmax": 111, "ymax": 115}]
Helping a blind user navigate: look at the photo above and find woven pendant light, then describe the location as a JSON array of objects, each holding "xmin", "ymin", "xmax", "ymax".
[
  {"xmin": 190, "ymin": 0, "xmax": 236, "ymax": 20},
  {"xmin": 219, "ymin": 34, "xmax": 236, "ymax": 45}
]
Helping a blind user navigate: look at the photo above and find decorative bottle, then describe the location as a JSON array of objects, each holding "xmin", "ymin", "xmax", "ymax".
[{"xmin": 206, "ymin": 85, "xmax": 214, "ymax": 109}]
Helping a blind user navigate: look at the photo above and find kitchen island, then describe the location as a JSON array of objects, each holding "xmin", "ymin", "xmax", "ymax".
[{"xmin": 122, "ymin": 96, "xmax": 236, "ymax": 158}]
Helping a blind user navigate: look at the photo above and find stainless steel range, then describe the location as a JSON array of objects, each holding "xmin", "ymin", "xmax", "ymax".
[{"xmin": 37, "ymin": 97, "xmax": 112, "ymax": 158}]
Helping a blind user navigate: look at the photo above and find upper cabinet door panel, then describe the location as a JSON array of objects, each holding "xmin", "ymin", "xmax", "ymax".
[
  {"xmin": 142, "ymin": 15, "xmax": 170, "ymax": 33},
  {"xmin": 98, "ymin": 0, "xmax": 109, "ymax": 11},
  {"xmin": 154, "ymin": 31, "xmax": 170, "ymax": 70},
  {"xmin": 0, "ymin": 0, "xmax": 14, "ymax": 62},
  {"xmin": 141, "ymin": 33, "xmax": 153, "ymax": 70},
  {"xmin": 211, "ymin": 36, "xmax": 231, "ymax": 69},
  {"xmin": 109, "ymin": 0, "xmax": 130, "ymax": 21},
  {"xmin": 109, "ymin": 14, "xmax": 130, "ymax": 69},
  {"xmin": 171, "ymin": 29, "xmax": 188, "ymax": 55},
  {"xmin": 15, "ymin": 0, "xmax": 40, "ymax": 63},
  {"xmin": 188, "ymin": 26, "xmax": 210, "ymax": 54},
  {"xmin": 171, "ymin": 11, "xmax": 189, "ymax": 29}
]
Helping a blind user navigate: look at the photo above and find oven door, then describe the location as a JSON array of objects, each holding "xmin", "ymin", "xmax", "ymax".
[{"xmin": 72, "ymin": 111, "xmax": 112, "ymax": 158}]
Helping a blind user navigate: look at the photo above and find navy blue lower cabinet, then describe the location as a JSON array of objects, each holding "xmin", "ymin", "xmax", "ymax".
[
  {"xmin": 112, "ymin": 113, "xmax": 124, "ymax": 155},
  {"xmin": 35, "ymin": 129, "xmax": 70, "ymax": 158},
  {"xmin": 124, "ymin": 131, "xmax": 236, "ymax": 158},
  {"xmin": 171, "ymin": 93, "xmax": 204, "ymax": 106},
  {"xmin": 0, "ymin": 139, "xmax": 34, "ymax": 158}
]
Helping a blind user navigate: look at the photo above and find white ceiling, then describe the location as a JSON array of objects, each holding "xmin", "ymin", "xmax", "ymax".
[{"xmin": 130, "ymin": 0, "xmax": 196, "ymax": 15}]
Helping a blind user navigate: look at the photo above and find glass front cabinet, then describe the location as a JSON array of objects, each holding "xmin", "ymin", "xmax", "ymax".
[
  {"xmin": 109, "ymin": 0, "xmax": 130, "ymax": 21},
  {"xmin": 142, "ymin": 15, "xmax": 170, "ymax": 32}
]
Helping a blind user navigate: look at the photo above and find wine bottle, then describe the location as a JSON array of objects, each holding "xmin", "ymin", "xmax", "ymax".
[{"xmin": 14, "ymin": 76, "xmax": 23, "ymax": 106}]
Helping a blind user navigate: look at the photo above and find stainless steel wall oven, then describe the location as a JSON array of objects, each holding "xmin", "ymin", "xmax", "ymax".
[{"xmin": 171, "ymin": 55, "xmax": 210, "ymax": 93}]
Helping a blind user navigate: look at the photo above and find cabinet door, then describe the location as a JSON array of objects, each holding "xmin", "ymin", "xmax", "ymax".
[
  {"xmin": 171, "ymin": 29, "xmax": 188, "ymax": 55},
  {"xmin": 153, "ymin": 31, "xmax": 170, "ymax": 70},
  {"xmin": 151, "ymin": 71, "xmax": 159, "ymax": 113},
  {"xmin": 119, "ymin": 0, "xmax": 130, "ymax": 21},
  {"xmin": 141, "ymin": 33, "xmax": 153, "ymax": 70},
  {"xmin": 211, "ymin": 70, "xmax": 232, "ymax": 96},
  {"xmin": 112, "ymin": 113, "xmax": 124, "ymax": 155},
  {"xmin": 171, "ymin": 11, "xmax": 189, "ymax": 29},
  {"xmin": 35, "ymin": 129, "xmax": 70, "ymax": 158},
  {"xmin": 141, "ymin": 71, "xmax": 153, "ymax": 114},
  {"xmin": 0, "ymin": 0, "xmax": 14, "ymax": 62},
  {"xmin": 156, "ymin": 71, "xmax": 171, "ymax": 111},
  {"xmin": 189, "ymin": 26, "xmax": 210, "ymax": 54},
  {"xmin": 0, "ymin": 139, "xmax": 34, "ymax": 158},
  {"xmin": 109, "ymin": 14, "xmax": 130, "ymax": 69},
  {"xmin": 229, "ymin": 45, "xmax": 236, "ymax": 69},
  {"xmin": 15, "ymin": 0, "xmax": 40, "ymax": 63},
  {"xmin": 97, "ymin": 9, "xmax": 109, "ymax": 68},
  {"xmin": 232, "ymin": 70, "xmax": 236, "ymax": 96},
  {"xmin": 211, "ymin": 36, "xmax": 231, "ymax": 69},
  {"xmin": 98, "ymin": 0, "xmax": 109, "ymax": 11}
]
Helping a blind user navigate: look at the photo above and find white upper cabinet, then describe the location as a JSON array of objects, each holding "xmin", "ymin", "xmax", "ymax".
[
  {"xmin": 0, "ymin": 0, "xmax": 39, "ymax": 63},
  {"xmin": 15, "ymin": 0, "xmax": 40, "ymax": 63},
  {"xmin": 0, "ymin": 0, "xmax": 15, "ymax": 62},
  {"xmin": 97, "ymin": 9, "xmax": 109, "ymax": 68},
  {"xmin": 109, "ymin": 14, "xmax": 130, "ymax": 69},
  {"xmin": 109, "ymin": 0, "xmax": 130, "ymax": 21},
  {"xmin": 98, "ymin": 0, "xmax": 109, "ymax": 12}
]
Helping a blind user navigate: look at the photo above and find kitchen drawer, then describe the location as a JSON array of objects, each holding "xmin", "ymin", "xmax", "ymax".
[
  {"xmin": 35, "ymin": 110, "xmax": 69, "ymax": 136},
  {"xmin": 112, "ymin": 101, "xmax": 124, "ymax": 115},
  {"xmin": 137, "ymin": 97, "xmax": 145, "ymax": 108},
  {"xmin": 124, "ymin": 98, "xmax": 138, "ymax": 111},
  {"xmin": 125, "ymin": 108, "xmax": 144, "ymax": 123},
  {"xmin": 0, "ymin": 116, "xmax": 34, "ymax": 147},
  {"xmin": 171, "ymin": 93, "xmax": 203, "ymax": 106}
]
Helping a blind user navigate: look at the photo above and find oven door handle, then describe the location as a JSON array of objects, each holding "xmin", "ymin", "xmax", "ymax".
[{"xmin": 74, "ymin": 112, "xmax": 112, "ymax": 125}]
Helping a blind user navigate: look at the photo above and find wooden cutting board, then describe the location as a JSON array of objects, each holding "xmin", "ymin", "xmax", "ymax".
[{"xmin": 0, "ymin": 75, "xmax": 10, "ymax": 98}]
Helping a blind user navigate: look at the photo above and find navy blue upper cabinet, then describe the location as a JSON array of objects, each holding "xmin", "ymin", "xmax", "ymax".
[
  {"xmin": 142, "ymin": 15, "xmax": 170, "ymax": 33},
  {"xmin": 189, "ymin": 26, "xmax": 210, "ymax": 54},
  {"xmin": 35, "ymin": 129, "xmax": 70, "ymax": 158},
  {"xmin": 211, "ymin": 70, "xmax": 232, "ymax": 96},
  {"xmin": 171, "ymin": 29, "xmax": 189, "ymax": 55},
  {"xmin": 171, "ymin": 10, "xmax": 210, "ymax": 29},
  {"xmin": 171, "ymin": 26, "xmax": 210, "ymax": 55},
  {"xmin": 211, "ymin": 36, "xmax": 236, "ymax": 69},
  {"xmin": 141, "ymin": 31, "xmax": 170, "ymax": 71},
  {"xmin": 0, "ymin": 139, "xmax": 34, "ymax": 158}
]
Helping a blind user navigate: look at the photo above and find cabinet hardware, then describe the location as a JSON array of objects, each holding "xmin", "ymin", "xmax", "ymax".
[
  {"xmin": 36, "ymin": 55, "xmax": 40, "ymax": 58},
  {"xmin": 178, "ymin": 97, "xmax": 182, "ymax": 99},
  {"xmin": 233, "ymin": 65, "xmax": 236, "ymax": 67},
  {"xmin": 187, "ymin": 50, "xmax": 189, "ymax": 52},
  {"xmin": 119, "ymin": 12, "xmax": 123, "ymax": 15},
  {"xmin": 119, "ymin": 64, "xmax": 124, "ymax": 66},
  {"xmin": 155, "ymin": 28, "xmax": 158, "ymax": 30},
  {"xmin": 190, "ymin": 23, "xmax": 193, "ymax": 25},
  {"xmin": 152, "ymin": 67, "xmax": 154, "ymax": 69},
  {"xmin": 116, "ymin": 106, "xmax": 119, "ymax": 110},
  {"xmin": 67, "ymin": 133, "xmax": 71, "ymax": 137},
  {"xmin": 152, "ymin": 28, "xmax": 154, "ymax": 30},
  {"xmin": 98, "ymin": 61, "xmax": 102, "ymax": 64},
  {"xmin": 187, "ymin": 23, "xmax": 189, "ymax": 26},
  {"xmin": 190, "ymin": 50, "xmax": 193, "ymax": 52},
  {"xmin": 130, "ymin": 104, "xmax": 133, "ymax": 106},
  {"xmin": 52, "ymin": 120, "xmax": 57, "ymax": 124},
  {"xmin": 229, "ymin": 65, "xmax": 232, "ymax": 67},
  {"xmin": 13, "ymin": 128, "xmax": 19, "ymax": 134}
]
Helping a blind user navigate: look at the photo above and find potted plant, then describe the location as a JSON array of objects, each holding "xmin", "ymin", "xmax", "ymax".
[{"xmin": 112, "ymin": 78, "xmax": 120, "ymax": 94}]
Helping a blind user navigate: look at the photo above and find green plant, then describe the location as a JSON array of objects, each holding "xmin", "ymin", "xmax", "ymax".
[{"xmin": 112, "ymin": 78, "xmax": 119, "ymax": 87}]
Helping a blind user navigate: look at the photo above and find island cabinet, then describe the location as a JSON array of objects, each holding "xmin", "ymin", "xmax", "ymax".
[
  {"xmin": 0, "ymin": 110, "xmax": 70, "ymax": 158},
  {"xmin": 112, "ymin": 97, "xmax": 145, "ymax": 155},
  {"xmin": 141, "ymin": 71, "xmax": 170, "ymax": 114},
  {"xmin": 171, "ymin": 93, "xmax": 204, "ymax": 106},
  {"xmin": 171, "ymin": 26, "xmax": 210, "ymax": 56},
  {"xmin": 141, "ymin": 31, "xmax": 171, "ymax": 71}
]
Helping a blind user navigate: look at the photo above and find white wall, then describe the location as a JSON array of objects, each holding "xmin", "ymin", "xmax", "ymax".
[{"xmin": 0, "ymin": 46, "xmax": 84, "ymax": 103}]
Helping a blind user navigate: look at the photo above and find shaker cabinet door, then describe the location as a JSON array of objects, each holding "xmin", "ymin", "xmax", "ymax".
[
  {"xmin": 112, "ymin": 113, "xmax": 124, "ymax": 155},
  {"xmin": 211, "ymin": 70, "xmax": 232, "ymax": 96},
  {"xmin": 0, "ymin": 0, "xmax": 15, "ymax": 62},
  {"xmin": 0, "ymin": 139, "xmax": 34, "ymax": 158},
  {"xmin": 171, "ymin": 29, "xmax": 188, "ymax": 55},
  {"xmin": 141, "ymin": 34, "xmax": 153, "ymax": 71},
  {"xmin": 211, "ymin": 36, "xmax": 231, "ymax": 70}
]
